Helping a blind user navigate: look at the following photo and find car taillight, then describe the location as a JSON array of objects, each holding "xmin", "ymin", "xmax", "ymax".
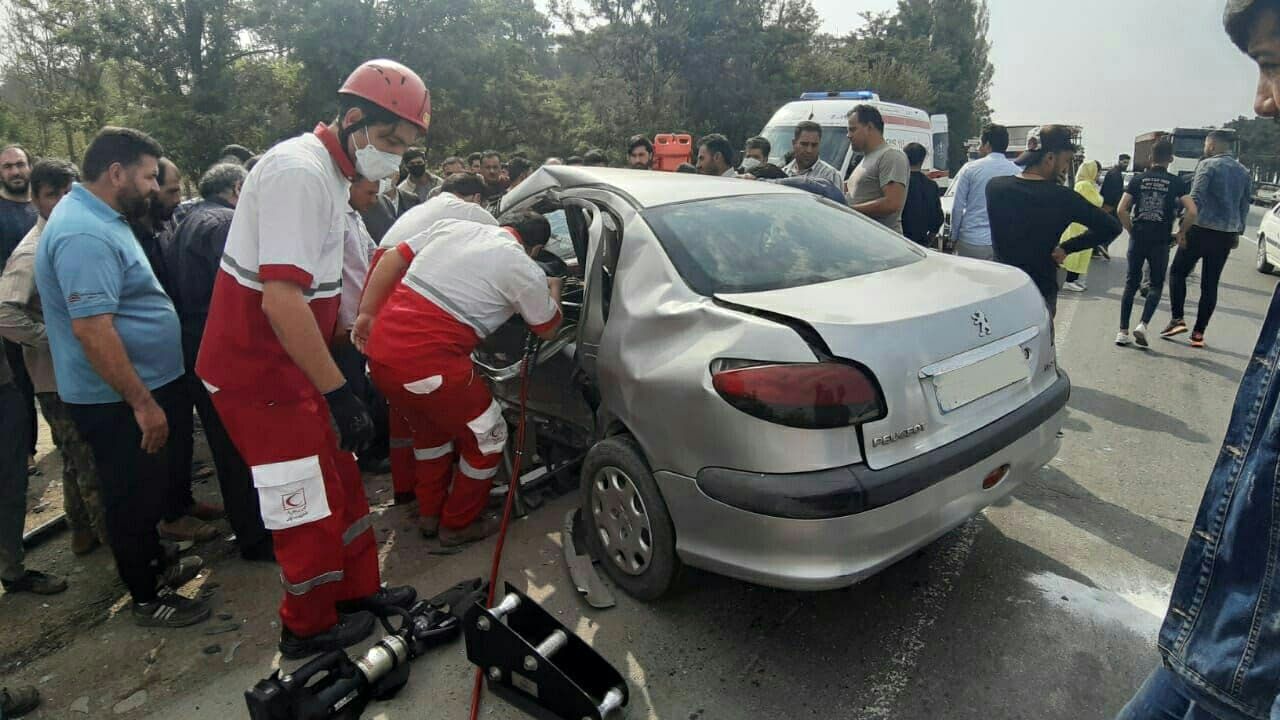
[{"xmin": 710, "ymin": 360, "xmax": 885, "ymax": 429}]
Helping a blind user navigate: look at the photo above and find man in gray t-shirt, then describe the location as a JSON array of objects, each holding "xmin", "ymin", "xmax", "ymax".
[{"xmin": 846, "ymin": 105, "xmax": 910, "ymax": 233}]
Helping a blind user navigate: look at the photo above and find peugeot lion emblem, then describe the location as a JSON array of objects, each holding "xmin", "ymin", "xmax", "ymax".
[{"xmin": 972, "ymin": 311, "xmax": 992, "ymax": 338}]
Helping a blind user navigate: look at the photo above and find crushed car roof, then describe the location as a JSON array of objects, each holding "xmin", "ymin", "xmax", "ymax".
[{"xmin": 500, "ymin": 166, "xmax": 811, "ymax": 214}]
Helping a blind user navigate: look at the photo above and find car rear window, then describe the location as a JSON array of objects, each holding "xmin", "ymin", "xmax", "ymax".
[{"xmin": 642, "ymin": 193, "xmax": 922, "ymax": 295}]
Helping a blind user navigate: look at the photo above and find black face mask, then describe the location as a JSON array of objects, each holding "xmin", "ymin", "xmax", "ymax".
[{"xmin": 407, "ymin": 164, "xmax": 427, "ymax": 178}]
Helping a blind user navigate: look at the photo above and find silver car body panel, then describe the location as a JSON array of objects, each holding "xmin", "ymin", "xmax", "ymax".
[
  {"xmin": 656, "ymin": 411, "xmax": 1064, "ymax": 590},
  {"xmin": 495, "ymin": 166, "xmax": 1065, "ymax": 589}
]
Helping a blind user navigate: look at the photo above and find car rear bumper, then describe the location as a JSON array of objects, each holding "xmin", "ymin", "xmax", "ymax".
[{"xmin": 656, "ymin": 372, "xmax": 1068, "ymax": 591}]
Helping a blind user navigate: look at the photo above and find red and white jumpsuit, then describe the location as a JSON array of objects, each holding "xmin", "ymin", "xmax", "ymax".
[
  {"xmin": 366, "ymin": 194, "xmax": 496, "ymax": 499},
  {"xmin": 365, "ymin": 219, "xmax": 559, "ymax": 531},
  {"xmin": 196, "ymin": 125, "xmax": 379, "ymax": 637}
]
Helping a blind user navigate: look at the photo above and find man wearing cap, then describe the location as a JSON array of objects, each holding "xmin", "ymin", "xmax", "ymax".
[
  {"xmin": 1115, "ymin": 3, "xmax": 1280, "ymax": 718},
  {"xmin": 196, "ymin": 59, "xmax": 429, "ymax": 659},
  {"xmin": 985, "ymin": 125, "xmax": 1120, "ymax": 318}
]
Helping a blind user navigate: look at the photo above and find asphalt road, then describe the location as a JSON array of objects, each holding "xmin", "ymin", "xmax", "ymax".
[{"xmin": 26, "ymin": 207, "xmax": 1270, "ymax": 720}]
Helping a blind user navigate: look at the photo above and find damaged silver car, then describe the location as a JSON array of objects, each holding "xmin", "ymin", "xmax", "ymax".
[{"xmin": 474, "ymin": 166, "xmax": 1069, "ymax": 600}]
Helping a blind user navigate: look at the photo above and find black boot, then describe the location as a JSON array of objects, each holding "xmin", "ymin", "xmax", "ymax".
[
  {"xmin": 335, "ymin": 584, "xmax": 417, "ymax": 614},
  {"xmin": 278, "ymin": 611, "xmax": 376, "ymax": 660}
]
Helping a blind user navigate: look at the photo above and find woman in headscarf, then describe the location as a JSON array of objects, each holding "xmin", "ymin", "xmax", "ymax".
[{"xmin": 1060, "ymin": 160, "xmax": 1103, "ymax": 292}]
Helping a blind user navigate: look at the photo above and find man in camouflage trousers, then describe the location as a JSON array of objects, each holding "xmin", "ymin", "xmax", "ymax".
[{"xmin": 0, "ymin": 158, "xmax": 106, "ymax": 556}]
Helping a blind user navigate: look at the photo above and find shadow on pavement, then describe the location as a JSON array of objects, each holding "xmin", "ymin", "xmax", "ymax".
[
  {"xmin": 1016, "ymin": 466, "xmax": 1190, "ymax": 572},
  {"xmin": 1061, "ymin": 410, "xmax": 1093, "ymax": 434},
  {"xmin": 502, "ymin": 511, "xmax": 1110, "ymax": 720},
  {"xmin": 1097, "ymin": 289, "xmax": 1264, "ymax": 323},
  {"xmin": 1179, "ymin": 353, "xmax": 1249, "ymax": 385},
  {"xmin": 1218, "ymin": 280, "xmax": 1275, "ymax": 298},
  {"xmin": 1068, "ymin": 385, "xmax": 1210, "ymax": 444}
]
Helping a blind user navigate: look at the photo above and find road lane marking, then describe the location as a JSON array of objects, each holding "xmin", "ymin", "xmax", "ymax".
[{"xmin": 855, "ymin": 519, "xmax": 981, "ymax": 720}]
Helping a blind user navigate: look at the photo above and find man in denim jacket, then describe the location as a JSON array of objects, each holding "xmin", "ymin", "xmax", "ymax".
[
  {"xmin": 1163, "ymin": 130, "xmax": 1253, "ymax": 348},
  {"xmin": 1117, "ymin": 5, "xmax": 1280, "ymax": 718}
]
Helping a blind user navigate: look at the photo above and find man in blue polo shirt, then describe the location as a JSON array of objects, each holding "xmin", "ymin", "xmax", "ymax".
[{"xmin": 35, "ymin": 126, "xmax": 210, "ymax": 629}]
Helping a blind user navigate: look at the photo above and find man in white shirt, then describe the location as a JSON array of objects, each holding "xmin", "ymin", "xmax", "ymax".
[
  {"xmin": 782, "ymin": 121, "xmax": 842, "ymax": 188},
  {"xmin": 370, "ymin": 172, "xmax": 493, "ymax": 269},
  {"xmin": 949, "ymin": 124, "xmax": 1021, "ymax": 260}
]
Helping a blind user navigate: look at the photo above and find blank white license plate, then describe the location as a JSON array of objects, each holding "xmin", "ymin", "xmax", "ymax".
[{"xmin": 931, "ymin": 346, "xmax": 1028, "ymax": 412}]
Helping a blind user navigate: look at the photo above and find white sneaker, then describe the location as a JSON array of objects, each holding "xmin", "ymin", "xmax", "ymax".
[
  {"xmin": 1133, "ymin": 323, "xmax": 1149, "ymax": 348},
  {"xmin": 1063, "ymin": 281, "xmax": 1086, "ymax": 292},
  {"xmin": 1115, "ymin": 332, "xmax": 1132, "ymax": 346}
]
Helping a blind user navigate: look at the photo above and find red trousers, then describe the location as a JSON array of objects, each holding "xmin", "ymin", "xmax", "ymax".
[
  {"xmin": 388, "ymin": 407, "xmax": 415, "ymax": 496},
  {"xmin": 210, "ymin": 389, "xmax": 380, "ymax": 636},
  {"xmin": 369, "ymin": 360, "xmax": 506, "ymax": 530}
]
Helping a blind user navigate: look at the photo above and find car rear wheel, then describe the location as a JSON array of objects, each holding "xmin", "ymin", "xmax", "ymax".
[
  {"xmin": 580, "ymin": 435, "xmax": 680, "ymax": 600},
  {"xmin": 1259, "ymin": 235, "xmax": 1274, "ymax": 274}
]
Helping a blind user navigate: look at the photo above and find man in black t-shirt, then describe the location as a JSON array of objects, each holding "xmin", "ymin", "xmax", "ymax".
[
  {"xmin": 1116, "ymin": 139, "xmax": 1196, "ymax": 348},
  {"xmin": 0, "ymin": 145, "xmax": 37, "ymax": 469},
  {"xmin": 986, "ymin": 125, "xmax": 1121, "ymax": 319},
  {"xmin": 1100, "ymin": 154, "xmax": 1129, "ymax": 214}
]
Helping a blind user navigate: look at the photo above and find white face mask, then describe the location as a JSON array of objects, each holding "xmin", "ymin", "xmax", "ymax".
[
  {"xmin": 740, "ymin": 157, "xmax": 762, "ymax": 172},
  {"xmin": 378, "ymin": 177, "xmax": 395, "ymax": 195},
  {"xmin": 354, "ymin": 127, "xmax": 402, "ymax": 181}
]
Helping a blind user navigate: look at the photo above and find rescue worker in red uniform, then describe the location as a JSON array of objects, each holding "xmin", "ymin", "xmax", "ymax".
[
  {"xmin": 355, "ymin": 212, "xmax": 562, "ymax": 545},
  {"xmin": 355, "ymin": 171, "xmax": 494, "ymax": 505},
  {"xmin": 196, "ymin": 59, "xmax": 428, "ymax": 659}
]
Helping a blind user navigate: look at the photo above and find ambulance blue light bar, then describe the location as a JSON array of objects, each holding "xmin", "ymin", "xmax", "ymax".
[{"xmin": 799, "ymin": 90, "xmax": 876, "ymax": 100}]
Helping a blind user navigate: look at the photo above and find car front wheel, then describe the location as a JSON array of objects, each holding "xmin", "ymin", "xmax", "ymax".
[
  {"xmin": 1259, "ymin": 235, "xmax": 1275, "ymax": 274},
  {"xmin": 580, "ymin": 435, "xmax": 680, "ymax": 600}
]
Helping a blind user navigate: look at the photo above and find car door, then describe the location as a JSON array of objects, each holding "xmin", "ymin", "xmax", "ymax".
[{"xmin": 565, "ymin": 197, "xmax": 608, "ymax": 381}]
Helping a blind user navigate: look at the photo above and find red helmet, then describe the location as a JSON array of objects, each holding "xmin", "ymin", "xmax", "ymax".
[{"xmin": 339, "ymin": 59, "xmax": 432, "ymax": 134}]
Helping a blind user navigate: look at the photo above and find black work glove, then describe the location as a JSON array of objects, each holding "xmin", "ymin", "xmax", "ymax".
[{"xmin": 324, "ymin": 382, "xmax": 374, "ymax": 452}]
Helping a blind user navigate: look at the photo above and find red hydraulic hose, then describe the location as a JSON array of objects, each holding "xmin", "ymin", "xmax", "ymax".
[{"xmin": 469, "ymin": 346, "xmax": 536, "ymax": 720}]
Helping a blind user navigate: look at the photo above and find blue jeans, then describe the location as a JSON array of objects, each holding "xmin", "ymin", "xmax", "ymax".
[
  {"xmin": 1120, "ymin": 231, "xmax": 1170, "ymax": 330},
  {"xmin": 1118, "ymin": 666, "xmax": 1225, "ymax": 720}
]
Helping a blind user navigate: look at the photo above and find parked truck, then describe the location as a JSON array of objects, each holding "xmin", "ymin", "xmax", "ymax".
[{"xmin": 1133, "ymin": 127, "xmax": 1239, "ymax": 181}]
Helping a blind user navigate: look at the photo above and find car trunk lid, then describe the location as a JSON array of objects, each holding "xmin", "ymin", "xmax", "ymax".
[{"xmin": 716, "ymin": 254, "xmax": 1057, "ymax": 470}]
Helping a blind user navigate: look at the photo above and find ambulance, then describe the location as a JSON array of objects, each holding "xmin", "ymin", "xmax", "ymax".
[{"xmin": 757, "ymin": 90, "xmax": 951, "ymax": 190}]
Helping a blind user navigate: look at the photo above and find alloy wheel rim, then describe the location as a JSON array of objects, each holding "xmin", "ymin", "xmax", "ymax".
[{"xmin": 590, "ymin": 466, "xmax": 654, "ymax": 576}]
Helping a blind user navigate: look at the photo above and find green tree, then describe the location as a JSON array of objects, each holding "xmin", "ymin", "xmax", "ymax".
[
  {"xmin": 0, "ymin": 0, "xmax": 997, "ymax": 178},
  {"xmin": 1228, "ymin": 116, "xmax": 1280, "ymax": 182},
  {"xmin": 870, "ymin": 0, "xmax": 993, "ymax": 169}
]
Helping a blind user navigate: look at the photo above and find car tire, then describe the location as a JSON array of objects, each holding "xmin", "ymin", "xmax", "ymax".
[
  {"xmin": 1259, "ymin": 235, "xmax": 1275, "ymax": 274},
  {"xmin": 580, "ymin": 435, "xmax": 680, "ymax": 600}
]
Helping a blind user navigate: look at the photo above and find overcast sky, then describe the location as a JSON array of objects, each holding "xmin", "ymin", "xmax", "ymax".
[{"xmin": 809, "ymin": 0, "xmax": 1259, "ymax": 161}]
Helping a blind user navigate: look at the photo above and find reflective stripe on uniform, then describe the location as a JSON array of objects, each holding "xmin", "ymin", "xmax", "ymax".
[
  {"xmin": 280, "ymin": 569, "xmax": 345, "ymax": 596},
  {"xmin": 414, "ymin": 442, "xmax": 453, "ymax": 461},
  {"xmin": 389, "ymin": 437, "xmax": 414, "ymax": 449},
  {"xmin": 459, "ymin": 457, "xmax": 499, "ymax": 480},
  {"xmin": 342, "ymin": 514, "xmax": 374, "ymax": 545},
  {"xmin": 404, "ymin": 274, "xmax": 490, "ymax": 336}
]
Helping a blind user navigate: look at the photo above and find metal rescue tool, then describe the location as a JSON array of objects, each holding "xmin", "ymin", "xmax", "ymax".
[
  {"xmin": 244, "ymin": 582, "xmax": 478, "ymax": 719},
  {"xmin": 562, "ymin": 509, "xmax": 615, "ymax": 609},
  {"xmin": 464, "ymin": 583, "xmax": 628, "ymax": 720}
]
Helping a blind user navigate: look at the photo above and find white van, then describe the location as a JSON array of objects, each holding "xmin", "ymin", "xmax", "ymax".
[{"xmin": 758, "ymin": 91, "xmax": 950, "ymax": 190}]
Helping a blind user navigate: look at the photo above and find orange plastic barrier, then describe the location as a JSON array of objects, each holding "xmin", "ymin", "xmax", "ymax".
[{"xmin": 654, "ymin": 133, "xmax": 692, "ymax": 172}]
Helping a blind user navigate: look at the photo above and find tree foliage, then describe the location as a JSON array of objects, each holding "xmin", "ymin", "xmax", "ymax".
[
  {"xmin": 0, "ymin": 0, "xmax": 995, "ymax": 174},
  {"xmin": 1227, "ymin": 116, "xmax": 1280, "ymax": 182}
]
